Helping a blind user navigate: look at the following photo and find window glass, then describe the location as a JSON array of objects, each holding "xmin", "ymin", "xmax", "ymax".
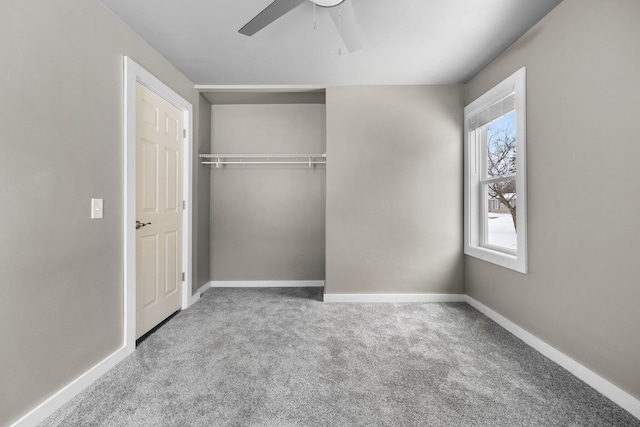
[
  {"xmin": 483, "ymin": 111, "xmax": 517, "ymax": 251},
  {"xmin": 484, "ymin": 180, "xmax": 516, "ymax": 250},
  {"xmin": 486, "ymin": 112, "xmax": 516, "ymax": 178}
]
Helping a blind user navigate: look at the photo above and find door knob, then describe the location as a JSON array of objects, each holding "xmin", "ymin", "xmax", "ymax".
[{"xmin": 136, "ymin": 220, "xmax": 151, "ymax": 230}]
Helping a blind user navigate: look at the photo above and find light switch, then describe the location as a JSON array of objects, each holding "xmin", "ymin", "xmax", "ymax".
[{"xmin": 91, "ymin": 198, "xmax": 103, "ymax": 219}]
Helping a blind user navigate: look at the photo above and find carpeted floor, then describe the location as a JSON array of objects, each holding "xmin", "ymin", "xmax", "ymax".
[{"xmin": 41, "ymin": 287, "xmax": 639, "ymax": 426}]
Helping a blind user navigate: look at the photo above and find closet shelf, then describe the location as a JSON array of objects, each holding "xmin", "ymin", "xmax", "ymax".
[{"xmin": 199, "ymin": 153, "xmax": 326, "ymax": 168}]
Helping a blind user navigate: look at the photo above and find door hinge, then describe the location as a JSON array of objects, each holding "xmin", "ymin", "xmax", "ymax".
[
  {"xmin": 182, "ymin": 272, "xmax": 185, "ymax": 282},
  {"xmin": 182, "ymin": 200, "xmax": 186, "ymax": 210},
  {"xmin": 183, "ymin": 129, "xmax": 186, "ymax": 139}
]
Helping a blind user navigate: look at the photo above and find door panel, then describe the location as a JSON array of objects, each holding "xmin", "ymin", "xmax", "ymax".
[
  {"xmin": 164, "ymin": 230, "xmax": 179, "ymax": 296},
  {"xmin": 141, "ymin": 141, "xmax": 158, "ymax": 212},
  {"xmin": 166, "ymin": 114, "xmax": 179, "ymax": 140},
  {"xmin": 140, "ymin": 234, "xmax": 159, "ymax": 307},
  {"xmin": 136, "ymin": 82, "xmax": 183, "ymax": 339},
  {"xmin": 165, "ymin": 147, "xmax": 179, "ymax": 212}
]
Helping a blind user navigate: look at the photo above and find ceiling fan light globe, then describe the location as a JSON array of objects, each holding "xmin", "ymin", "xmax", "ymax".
[{"xmin": 310, "ymin": 0, "xmax": 346, "ymax": 8}]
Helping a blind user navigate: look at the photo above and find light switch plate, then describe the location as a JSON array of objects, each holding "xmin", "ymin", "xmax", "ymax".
[{"xmin": 91, "ymin": 198, "xmax": 103, "ymax": 219}]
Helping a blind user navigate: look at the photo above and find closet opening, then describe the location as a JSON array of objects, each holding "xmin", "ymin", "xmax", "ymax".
[{"xmin": 199, "ymin": 89, "xmax": 327, "ymax": 296}]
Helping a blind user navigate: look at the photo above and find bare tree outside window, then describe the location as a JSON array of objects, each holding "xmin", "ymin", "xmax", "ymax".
[{"xmin": 487, "ymin": 114, "xmax": 517, "ymax": 231}]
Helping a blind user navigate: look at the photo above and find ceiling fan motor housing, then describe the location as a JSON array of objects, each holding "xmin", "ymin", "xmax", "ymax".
[{"xmin": 310, "ymin": 0, "xmax": 346, "ymax": 8}]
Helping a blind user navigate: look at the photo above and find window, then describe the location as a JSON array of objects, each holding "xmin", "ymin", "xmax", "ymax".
[{"xmin": 464, "ymin": 68, "xmax": 527, "ymax": 273}]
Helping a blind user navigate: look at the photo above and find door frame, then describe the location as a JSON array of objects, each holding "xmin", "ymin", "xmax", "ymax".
[{"xmin": 123, "ymin": 57, "xmax": 194, "ymax": 350}]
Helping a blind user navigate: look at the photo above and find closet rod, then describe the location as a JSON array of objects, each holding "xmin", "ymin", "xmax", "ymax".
[
  {"xmin": 199, "ymin": 154, "xmax": 326, "ymax": 158},
  {"xmin": 199, "ymin": 153, "xmax": 326, "ymax": 168},
  {"xmin": 201, "ymin": 161, "xmax": 326, "ymax": 165}
]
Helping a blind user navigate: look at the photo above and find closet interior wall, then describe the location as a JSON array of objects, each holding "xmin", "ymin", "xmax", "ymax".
[{"xmin": 208, "ymin": 98, "xmax": 326, "ymax": 282}]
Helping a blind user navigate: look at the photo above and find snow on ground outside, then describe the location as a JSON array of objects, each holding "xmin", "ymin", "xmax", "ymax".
[{"xmin": 487, "ymin": 213, "xmax": 517, "ymax": 249}]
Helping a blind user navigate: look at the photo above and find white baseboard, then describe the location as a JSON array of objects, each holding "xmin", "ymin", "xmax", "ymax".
[
  {"xmin": 323, "ymin": 293, "xmax": 467, "ymax": 303},
  {"xmin": 10, "ymin": 345, "xmax": 133, "ymax": 427},
  {"xmin": 198, "ymin": 281, "xmax": 211, "ymax": 294},
  {"xmin": 466, "ymin": 296, "xmax": 640, "ymax": 420},
  {"xmin": 185, "ymin": 281, "xmax": 213, "ymax": 307},
  {"xmin": 186, "ymin": 287, "xmax": 200, "ymax": 307},
  {"xmin": 209, "ymin": 280, "xmax": 325, "ymax": 288}
]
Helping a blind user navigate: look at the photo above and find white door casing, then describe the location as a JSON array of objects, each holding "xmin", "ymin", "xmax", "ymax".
[
  {"xmin": 124, "ymin": 57, "xmax": 194, "ymax": 350},
  {"xmin": 135, "ymin": 83, "xmax": 183, "ymax": 339}
]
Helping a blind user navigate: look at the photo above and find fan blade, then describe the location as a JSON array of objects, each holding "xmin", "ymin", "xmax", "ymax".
[
  {"xmin": 327, "ymin": 0, "xmax": 362, "ymax": 52},
  {"xmin": 239, "ymin": 0, "xmax": 307, "ymax": 36}
]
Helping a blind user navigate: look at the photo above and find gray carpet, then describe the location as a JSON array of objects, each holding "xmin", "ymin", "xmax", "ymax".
[{"xmin": 41, "ymin": 288, "xmax": 639, "ymax": 427}]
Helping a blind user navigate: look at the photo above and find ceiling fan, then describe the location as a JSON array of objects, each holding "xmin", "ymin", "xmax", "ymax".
[{"xmin": 239, "ymin": 0, "xmax": 362, "ymax": 53}]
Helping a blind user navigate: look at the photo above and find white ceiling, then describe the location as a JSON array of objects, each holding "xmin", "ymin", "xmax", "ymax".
[{"xmin": 99, "ymin": 0, "xmax": 562, "ymax": 86}]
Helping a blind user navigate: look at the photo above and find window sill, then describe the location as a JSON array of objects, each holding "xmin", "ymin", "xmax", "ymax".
[{"xmin": 465, "ymin": 245, "xmax": 527, "ymax": 274}]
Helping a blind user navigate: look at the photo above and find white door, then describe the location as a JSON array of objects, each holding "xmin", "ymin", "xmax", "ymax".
[{"xmin": 136, "ymin": 82, "xmax": 183, "ymax": 339}]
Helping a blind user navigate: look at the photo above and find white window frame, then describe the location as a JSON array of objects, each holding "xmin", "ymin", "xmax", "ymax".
[{"xmin": 464, "ymin": 67, "xmax": 527, "ymax": 273}]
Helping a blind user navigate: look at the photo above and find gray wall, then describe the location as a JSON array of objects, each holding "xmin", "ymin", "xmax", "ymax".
[
  {"xmin": 325, "ymin": 86, "xmax": 465, "ymax": 295},
  {"xmin": 465, "ymin": 0, "xmax": 640, "ymax": 399},
  {"xmin": 210, "ymin": 104, "xmax": 326, "ymax": 281},
  {"xmin": 0, "ymin": 0, "xmax": 207, "ymax": 425}
]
